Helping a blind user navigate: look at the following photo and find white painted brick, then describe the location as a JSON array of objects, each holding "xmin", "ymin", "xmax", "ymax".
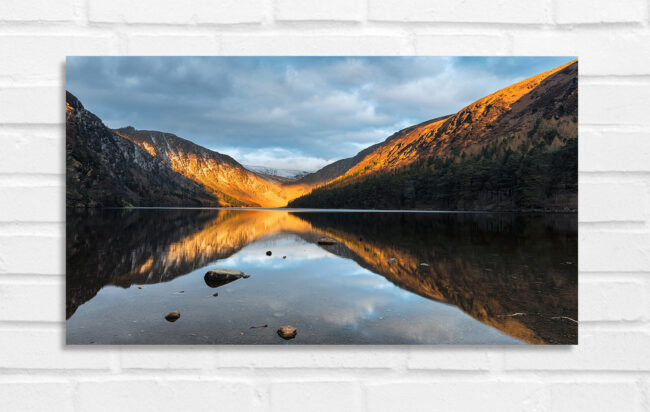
[
  {"xmin": 0, "ymin": 382, "xmax": 74, "ymax": 412},
  {"xmin": 271, "ymin": 382, "xmax": 362, "ymax": 412},
  {"xmin": 76, "ymin": 380, "xmax": 258, "ymax": 412},
  {"xmin": 579, "ymin": 280, "xmax": 646, "ymax": 321},
  {"xmin": 0, "ymin": 187, "xmax": 64, "ymax": 222},
  {"xmin": 275, "ymin": 0, "xmax": 364, "ymax": 22},
  {"xmin": 0, "ymin": 0, "xmax": 75, "ymax": 22},
  {"xmin": 0, "ymin": 87, "xmax": 63, "ymax": 124},
  {"xmin": 219, "ymin": 34, "xmax": 414, "ymax": 55},
  {"xmin": 511, "ymin": 31, "xmax": 650, "ymax": 75},
  {"xmin": 368, "ymin": 0, "xmax": 550, "ymax": 23},
  {"xmin": 0, "ymin": 282, "xmax": 63, "ymax": 322},
  {"xmin": 0, "ymin": 35, "xmax": 116, "ymax": 82},
  {"xmin": 581, "ymin": 83, "xmax": 650, "ymax": 125},
  {"xmin": 554, "ymin": 0, "xmax": 645, "ymax": 24},
  {"xmin": 88, "ymin": 0, "xmax": 265, "ymax": 24},
  {"xmin": 580, "ymin": 129, "xmax": 650, "ymax": 171},
  {"xmin": 126, "ymin": 35, "xmax": 219, "ymax": 55},
  {"xmin": 0, "ymin": 131, "xmax": 64, "ymax": 174},
  {"xmin": 415, "ymin": 34, "xmax": 509, "ymax": 55},
  {"xmin": 580, "ymin": 232, "xmax": 650, "ymax": 272},
  {"xmin": 0, "ymin": 236, "xmax": 64, "ymax": 275},
  {"xmin": 504, "ymin": 330, "xmax": 650, "ymax": 370},
  {"xmin": 407, "ymin": 347, "xmax": 496, "ymax": 370},
  {"xmin": 216, "ymin": 347, "xmax": 406, "ymax": 369},
  {"xmin": 366, "ymin": 381, "xmax": 547, "ymax": 412},
  {"xmin": 0, "ymin": 328, "xmax": 112, "ymax": 369},
  {"xmin": 120, "ymin": 347, "xmax": 214, "ymax": 370},
  {"xmin": 548, "ymin": 382, "xmax": 643, "ymax": 411},
  {"xmin": 579, "ymin": 181, "xmax": 646, "ymax": 222}
]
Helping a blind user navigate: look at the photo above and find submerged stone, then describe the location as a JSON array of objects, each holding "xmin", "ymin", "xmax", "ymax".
[
  {"xmin": 165, "ymin": 311, "xmax": 180, "ymax": 322},
  {"xmin": 204, "ymin": 268, "xmax": 250, "ymax": 288},
  {"xmin": 277, "ymin": 325, "xmax": 297, "ymax": 340}
]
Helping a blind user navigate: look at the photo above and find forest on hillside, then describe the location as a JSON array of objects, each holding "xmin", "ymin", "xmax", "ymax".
[{"xmin": 288, "ymin": 137, "xmax": 577, "ymax": 211}]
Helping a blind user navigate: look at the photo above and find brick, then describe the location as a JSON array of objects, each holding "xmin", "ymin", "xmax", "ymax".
[
  {"xmin": 579, "ymin": 280, "xmax": 646, "ymax": 321},
  {"xmin": 580, "ymin": 232, "xmax": 650, "ymax": 272},
  {"xmin": 215, "ymin": 347, "xmax": 406, "ymax": 369},
  {"xmin": 76, "ymin": 380, "xmax": 257, "ymax": 412},
  {"xmin": 407, "ymin": 347, "xmax": 496, "ymax": 370},
  {"xmin": 0, "ymin": 87, "xmax": 64, "ymax": 124},
  {"xmin": 579, "ymin": 181, "xmax": 646, "ymax": 222},
  {"xmin": 0, "ymin": 282, "xmax": 63, "ymax": 322},
  {"xmin": 0, "ymin": 35, "xmax": 116, "ymax": 82},
  {"xmin": 366, "ymin": 381, "xmax": 547, "ymax": 412},
  {"xmin": 504, "ymin": 330, "xmax": 650, "ymax": 370},
  {"xmin": 120, "ymin": 347, "xmax": 214, "ymax": 370},
  {"xmin": 0, "ymin": 328, "xmax": 112, "ymax": 369},
  {"xmin": 415, "ymin": 34, "xmax": 508, "ymax": 55},
  {"xmin": 0, "ymin": 187, "xmax": 64, "ymax": 222},
  {"xmin": 0, "ymin": 0, "xmax": 75, "ymax": 22},
  {"xmin": 126, "ymin": 35, "xmax": 219, "ymax": 55},
  {"xmin": 0, "ymin": 236, "xmax": 64, "ymax": 275},
  {"xmin": 554, "ymin": 0, "xmax": 645, "ymax": 24},
  {"xmin": 368, "ymin": 0, "xmax": 550, "ymax": 23},
  {"xmin": 548, "ymin": 382, "xmax": 643, "ymax": 411},
  {"xmin": 270, "ymin": 382, "xmax": 362, "ymax": 412},
  {"xmin": 580, "ymin": 83, "xmax": 650, "ymax": 125},
  {"xmin": 275, "ymin": 0, "xmax": 364, "ymax": 21},
  {"xmin": 0, "ymin": 382, "xmax": 74, "ymax": 412},
  {"xmin": 579, "ymin": 129, "xmax": 650, "ymax": 171},
  {"xmin": 0, "ymin": 130, "xmax": 64, "ymax": 174},
  {"xmin": 511, "ymin": 31, "xmax": 650, "ymax": 75},
  {"xmin": 219, "ymin": 34, "xmax": 413, "ymax": 55},
  {"xmin": 88, "ymin": 0, "xmax": 265, "ymax": 24}
]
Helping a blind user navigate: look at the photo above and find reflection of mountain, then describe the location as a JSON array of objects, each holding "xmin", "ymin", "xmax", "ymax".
[
  {"xmin": 293, "ymin": 212, "xmax": 577, "ymax": 344},
  {"xmin": 67, "ymin": 209, "xmax": 576, "ymax": 344}
]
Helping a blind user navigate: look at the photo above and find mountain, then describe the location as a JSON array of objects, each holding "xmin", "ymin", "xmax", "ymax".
[
  {"xmin": 66, "ymin": 92, "xmax": 218, "ymax": 208},
  {"xmin": 289, "ymin": 60, "xmax": 578, "ymax": 211},
  {"xmin": 244, "ymin": 165, "xmax": 310, "ymax": 181},
  {"xmin": 113, "ymin": 127, "xmax": 298, "ymax": 207}
]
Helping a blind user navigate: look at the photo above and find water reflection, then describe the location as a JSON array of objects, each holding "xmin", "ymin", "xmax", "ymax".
[{"xmin": 66, "ymin": 209, "xmax": 577, "ymax": 344}]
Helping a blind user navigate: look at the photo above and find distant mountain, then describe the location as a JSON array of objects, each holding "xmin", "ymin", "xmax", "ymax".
[
  {"xmin": 244, "ymin": 165, "xmax": 310, "ymax": 181},
  {"xmin": 289, "ymin": 60, "xmax": 578, "ymax": 211},
  {"xmin": 114, "ymin": 128, "xmax": 299, "ymax": 207},
  {"xmin": 66, "ymin": 92, "xmax": 218, "ymax": 208}
]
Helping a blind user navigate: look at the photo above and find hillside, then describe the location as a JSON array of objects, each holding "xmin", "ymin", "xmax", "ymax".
[
  {"xmin": 289, "ymin": 60, "xmax": 578, "ymax": 211},
  {"xmin": 66, "ymin": 92, "xmax": 219, "ymax": 208},
  {"xmin": 114, "ymin": 127, "xmax": 299, "ymax": 207}
]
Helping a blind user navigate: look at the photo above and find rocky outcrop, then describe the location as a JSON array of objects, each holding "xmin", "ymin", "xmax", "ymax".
[{"xmin": 66, "ymin": 92, "xmax": 219, "ymax": 208}]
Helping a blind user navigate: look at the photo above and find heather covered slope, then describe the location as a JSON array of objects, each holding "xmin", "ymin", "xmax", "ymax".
[
  {"xmin": 289, "ymin": 60, "xmax": 578, "ymax": 211},
  {"xmin": 66, "ymin": 92, "xmax": 219, "ymax": 208},
  {"xmin": 114, "ymin": 127, "xmax": 300, "ymax": 207}
]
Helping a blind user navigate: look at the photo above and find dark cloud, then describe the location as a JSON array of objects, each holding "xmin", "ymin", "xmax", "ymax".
[{"xmin": 66, "ymin": 56, "xmax": 575, "ymax": 171}]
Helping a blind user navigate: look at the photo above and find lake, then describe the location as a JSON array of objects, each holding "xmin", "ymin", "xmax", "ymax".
[{"xmin": 66, "ymin": 208, "xmax": 577, "ymax": 344}]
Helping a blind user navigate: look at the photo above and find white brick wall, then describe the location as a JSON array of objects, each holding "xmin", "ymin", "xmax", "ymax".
[{"xmin": 1, "ymin": 0, "xmax": 649, "ymax": 410}]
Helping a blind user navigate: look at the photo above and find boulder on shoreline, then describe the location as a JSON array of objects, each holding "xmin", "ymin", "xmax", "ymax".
[{"xmin": 204, "ymin": 268, "xmax": 250, "ymax": 288}]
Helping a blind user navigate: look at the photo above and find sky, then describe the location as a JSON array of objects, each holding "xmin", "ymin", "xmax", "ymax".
[{"xmin": 67, "ymin": 56, "xmax": 574, "ymax": 171}]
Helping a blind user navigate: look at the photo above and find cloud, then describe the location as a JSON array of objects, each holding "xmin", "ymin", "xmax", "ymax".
[{"xmin": 66, "ymin": 56, "xmax": 575, "ymax": 170}]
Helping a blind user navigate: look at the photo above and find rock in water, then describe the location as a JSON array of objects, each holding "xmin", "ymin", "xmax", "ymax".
[
  {"xmin": 317, "ymin": 237, "xmax": 337, "ymax": 245},
  {"xmin": 213, "ymin": 292, "xmax": 219, "ymax": 297},
  {"xmin": 165, "ymin": 311, "xmax": 180, "ymax": 322},
  {"xmin": 277, "ymin": 325, "xmax": 297, "ymax": 340},
  {"xmin": 137, "ymin": 286, "xmax": 144, "ymax": 289},
  {"xmin": 282, "ymin": 256, "xmax": 287, "ymax": 259},
  {"xmin": 204, "ymin": 268, "xmax": 250, "ymax": 288},
  {"xmin": 266, "ymin": 251, "xmax": 272, "ymax": 256}
]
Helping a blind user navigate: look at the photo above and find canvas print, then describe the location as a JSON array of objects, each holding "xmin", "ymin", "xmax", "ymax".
[{"xmin": 66, "ymin": 56, "xmax": 578, "ymax": 344}]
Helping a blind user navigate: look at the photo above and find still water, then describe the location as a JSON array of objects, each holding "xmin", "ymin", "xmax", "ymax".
[{"xmin": 66, "ymin": 209, "xmax": 577, "ymax": 344}]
